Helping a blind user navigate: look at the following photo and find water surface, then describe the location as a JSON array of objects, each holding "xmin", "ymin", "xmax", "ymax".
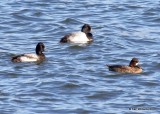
[{"xmin": 0, "ymin": 0, "xmax": 160, "ymax": 113}]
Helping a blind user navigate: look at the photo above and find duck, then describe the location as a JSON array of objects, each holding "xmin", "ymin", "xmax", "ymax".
[
  {"xmin": 106, "ymin": 58, "xmax": 142, "ymax": 74},
  {"xmin": 60, "ymin": 24, "xmax": 93, "ymax": 43},
  {"xmin": 11, "ymin": 42, "xmax": 45, "ymax": 62}
]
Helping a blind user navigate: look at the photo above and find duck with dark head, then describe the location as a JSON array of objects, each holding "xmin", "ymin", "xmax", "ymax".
[
  {"xmin": 60, "ymin": 24, "xmax": 93, "ymax": 43},
  {"xmin": 12, "ymin": 42, "xmax": 45, "ymax": 63},
  {"xmin": 107, "ymin": 58, "xmax": 142, "ymax": 74}
]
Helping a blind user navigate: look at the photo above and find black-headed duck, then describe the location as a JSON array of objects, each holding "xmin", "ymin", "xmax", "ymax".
[
  {"xmin": 12, "ymin": 42, "xmax": 45, "ymax": 62},
  {"xmin": 107, "ymin": 58, "xmax": 142, "ymax": 74},
  {"xmin": 60, "ymin": 24, "xmax": 93, "ymax": 43}
]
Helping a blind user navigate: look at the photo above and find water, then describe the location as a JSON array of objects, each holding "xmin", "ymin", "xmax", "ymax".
[{"xmin": 0, "ymin": 0, "xmax": 160, "ymax": 113}]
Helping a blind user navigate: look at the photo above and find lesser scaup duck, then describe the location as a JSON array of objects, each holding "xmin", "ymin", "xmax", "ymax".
[
  {"xmin": 107, "ymin": 58, "xmax": 142, "ymax": 74},
  {"xmin": 60, "ymin": 24, "xmax": 93, "ymax": 43},
  {"xmin": 12, "ymin": 42, "xmax": 45, "ymax": 62}
]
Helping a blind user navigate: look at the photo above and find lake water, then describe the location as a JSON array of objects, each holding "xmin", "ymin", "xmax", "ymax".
[{"xmin": 0, "ymin": 0, "xmax": 160, "ymax": 114}]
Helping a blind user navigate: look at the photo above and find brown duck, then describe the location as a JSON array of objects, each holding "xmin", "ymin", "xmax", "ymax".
[{"xmin": 107, "ymin": 58, "xmax": 142, "ymax": 74}]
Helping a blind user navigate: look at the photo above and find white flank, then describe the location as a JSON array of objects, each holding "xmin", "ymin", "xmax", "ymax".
[
  {"xmin": 20, "ymin": 54, "xmax": 39, "ymax": 62},
  {"xmin": 68, "ymin": 32, "xmax": 90, "ymax": 43}
]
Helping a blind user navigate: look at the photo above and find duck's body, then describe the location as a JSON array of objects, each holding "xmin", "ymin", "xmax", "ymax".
[
  {"xmin": 107, "ymin": 65, "xmax": 142, "ymax": 74},
  {"xmin": 12, "ymin": 53, "xmax": 45, "ymax": 62},
  {"xmin": 107, "ymin": 58, "xmax": 142, "ymax": 74},
  {"xmin": 61, "ymin": 31, "xmax": 92, "ymax": 43},
  {"xmin": 60, "ymin": 24, "xmax": 93, "ymax": 43},
  {"xmin": 12, "ymin": 42, "xmax": 45, "ymax": 63}
]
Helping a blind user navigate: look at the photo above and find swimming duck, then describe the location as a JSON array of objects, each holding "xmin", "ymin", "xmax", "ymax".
[
  {"xmin": 107, "ymin": 58, "xmax": 142, "ymax": 74},
  {"xmin": 60, "ymin": 24, "xmax": 93, "ymax": 43},
  {"xmin": 11, "ymin": 42, "xmax": 45, "ymax": 62}
]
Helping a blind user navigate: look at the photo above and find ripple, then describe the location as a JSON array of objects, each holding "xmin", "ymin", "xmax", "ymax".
[
  {"xmin": 59, "ymin": 18, "xmax": 82, "ymax": 24},
  {"xmin": 138, "ymin": 81, "xmax": 159, "ymax": 86},
  {"xmin": 12, "ymin": 12, "xmax": 50, "ymax": 22},
  {"xmin": 86, "ymin": 90, "xmax": 123, "ymax": 100},
  {"xmin": 62, "ymin": 82, "xmax": 80, "ymax": 89}
]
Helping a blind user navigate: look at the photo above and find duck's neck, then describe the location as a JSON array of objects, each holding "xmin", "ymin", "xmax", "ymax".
[
  {"xmin": 129, "ymin": 64, "xmax": 134, "ymax": 67},
  {"xmin": 129, "ymin": 62, "xmax": 136, "ymax": 67},
  {"xmin": 86, "ymin": 33, "xmax": 93, "ymax": 41},
  {"xmin": 81, "ymin": 29, "xmax": 90, "ymax": 34},
  {"xmin": 36, "ymin": 51, "xmax": 44, "ymax": 56}
]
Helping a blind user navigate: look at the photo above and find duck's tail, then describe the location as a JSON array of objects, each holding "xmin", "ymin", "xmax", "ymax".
[
  {"xmin": 106, "ymin": 64, "xmax": 110, "ymax": 67},
  {"xmin": 60, "ymin": 35, "xmax": 70, "ymax": 43}
]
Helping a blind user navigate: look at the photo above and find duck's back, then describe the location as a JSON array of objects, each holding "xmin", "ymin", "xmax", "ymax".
[{"xmin": 108, "ymin": 65, "xmax": 128, "ymax": 73}]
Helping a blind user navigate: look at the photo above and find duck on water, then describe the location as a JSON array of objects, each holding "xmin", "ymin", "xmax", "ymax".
[
  {"xmin": 11, "ymin": 42, "xmax": 45, "ymax": 63},
  {"xmin": 107, "ymin": 58, "xmax": 142, "ymax": 74},
  {"xmin": 60, "ymin": 24, "xmax": 93, "ymax": 44}
]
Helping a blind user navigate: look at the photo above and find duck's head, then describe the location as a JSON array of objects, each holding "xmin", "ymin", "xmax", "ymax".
[
  {"xmin": 36, "ymin": 42, "xmax": 45, "ymax": 55},
  {"xmin": 129, "ymin": 58, "xmax": 139, "ymax": 67},
  {"xmin": 81, "ymin": 24, "xmax": 91, "ymax": 33}
]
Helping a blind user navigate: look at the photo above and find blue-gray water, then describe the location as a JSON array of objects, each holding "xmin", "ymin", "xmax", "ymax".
[{"xmin": 0, "ymin": 0, "xmax": 160, "ymax": 114}]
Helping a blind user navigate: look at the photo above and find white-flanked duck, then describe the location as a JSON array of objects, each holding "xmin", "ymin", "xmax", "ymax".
[
  {"xmin": 60, "ymin": 24, "xmax": 93, "ymax": 43},
  {"xmin": 12, "ymin": 42, "xmax": 45, "ymax": 62}
]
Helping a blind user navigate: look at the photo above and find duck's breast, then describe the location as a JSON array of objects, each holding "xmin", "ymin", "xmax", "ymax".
[{"xmin": 130, "ymin": 67, "xmax": 143, "ymax": 74}]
